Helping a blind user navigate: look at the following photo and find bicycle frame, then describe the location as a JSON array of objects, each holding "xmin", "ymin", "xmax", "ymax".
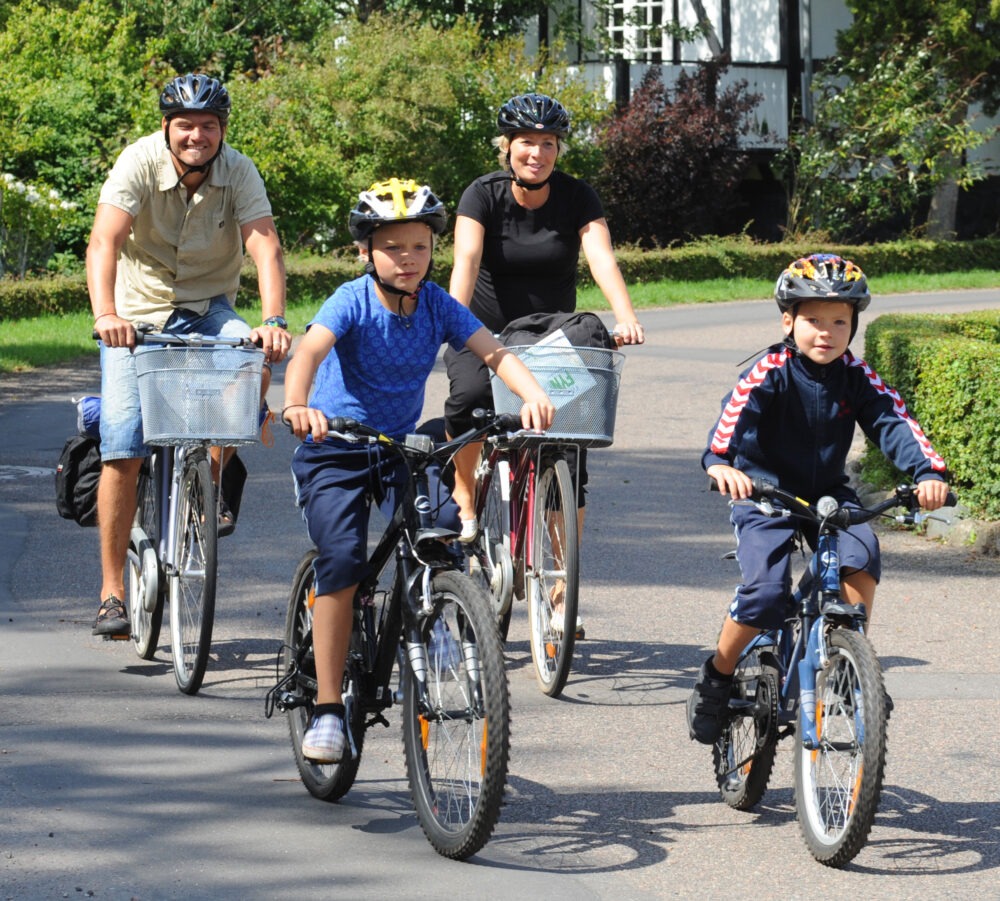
[
  {"xmin": 483, "ymin": 438, "xmax": 581, "ymax": 578},
  {"xmin": 737, "ymin": 509, "xmax": 872, "ymax": 751},
  {"xmin": 145, "ymin": 445, "xmax": 210, "ymax": 579},
  {"xmin": 278, "ymin": 432, "xmax": 479, "ymax": 730}
]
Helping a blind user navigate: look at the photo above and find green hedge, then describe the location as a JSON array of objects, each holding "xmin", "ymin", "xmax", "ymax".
[
  {"xmin": 863, "ymin": 309, "xmax": 1000, "ymax": 519},
  {"xmin": 605, "ymin": 237, "xmax": 1000, "ymax": 286},
  {"xmin": 4, "ymin": 236, "xmax": 1000, "ymax": 321}
]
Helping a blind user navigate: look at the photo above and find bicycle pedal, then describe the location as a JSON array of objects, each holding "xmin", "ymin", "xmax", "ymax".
[{"xmin": 104, "ymin": 632, "xmax": 131, "ymax": 642}]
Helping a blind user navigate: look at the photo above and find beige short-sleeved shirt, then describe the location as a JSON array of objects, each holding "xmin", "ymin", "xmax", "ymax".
[{"xmin": 98, "ymin": 131, "xmax": 273, "ymax": 328}]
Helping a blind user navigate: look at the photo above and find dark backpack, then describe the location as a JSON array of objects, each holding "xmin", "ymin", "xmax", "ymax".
[
  {"xmin": 497, "ymin": 311, "xmax": 616, "ymax": 350},
  {"xmin": 55, "ymin": 434, "xmax": 102, "ymax": 527}
]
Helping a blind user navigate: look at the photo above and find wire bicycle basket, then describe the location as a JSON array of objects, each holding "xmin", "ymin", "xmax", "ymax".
[
  {"xmin": 490, "ymin": 343, "xmax": 625, "ymax": 447},
  {"xmin": 134, "ymin": 345, "xmax": 264, "ymax": 446}
]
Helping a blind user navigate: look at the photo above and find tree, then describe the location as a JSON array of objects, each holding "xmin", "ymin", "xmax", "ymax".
[
  {"xmin": 230, "ymin": 14, "xmax": 611, "ymax": 248},
  {"xmin": 784, "ymin": 36, "xmax": 993, "ymax": 241},
  {"xmin": 833, "ymin": 1, "xmax": 1000, "ymax": 237},
  {"xmin": 0, "ymin": 0, "xmax": 149, "ymax": 255},
  {"xmin": 595, "ymin": 65, "xmax": 760, "ymax": 246}
]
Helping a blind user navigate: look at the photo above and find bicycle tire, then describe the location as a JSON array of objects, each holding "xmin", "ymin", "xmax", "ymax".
[
  {"xmin": 526, "ymin": 456, "xmax": 579, "ymax": 698},
  {"xmin": 402, "ymin": 569, "xmax": 510, "ymax": 860},
  {"xmin": 169, "ymin": 452, "xmax": 217, "ymax": 695},
  {"xmin": 794, "ymin": 628, "xmax": 888, "ymax": 867},
  {"xmin": 284, "ymin": 551, "xmax": 365, "ymax": 802},
  {"xmin": 128, "ymin": 464, "xmax": 163, "ymax": 660},
  {"xmin": 713, "ymin": 649, "xmax": 780, "ymax": 810},
  {"xmin": 474, "ymin": 456, "xmax": 514, "ymax": 637}
]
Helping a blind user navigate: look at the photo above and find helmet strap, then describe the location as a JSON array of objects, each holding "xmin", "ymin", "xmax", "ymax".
[
  {"xmin": 364, "ymin": 238, "xmax": 429, "ymax": 321},
  {"xmin": 164, "ymin": 119, "xmax": 225, "ymax": 188},
  {"xmin": 507, "ymin": 152, "xmax": 550, "ymax": 191}
]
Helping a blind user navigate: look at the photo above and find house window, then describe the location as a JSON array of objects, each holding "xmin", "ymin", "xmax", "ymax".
[{"xmin": 606, "ymin": 0, "xmax": 727, "ymax": 63}]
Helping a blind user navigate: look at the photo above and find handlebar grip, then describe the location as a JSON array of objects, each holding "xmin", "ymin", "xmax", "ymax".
[
  {"xmin": 327, "ymin": 416, "xmax": 359, "ymax": 434},
  {"xmin": 495, "ymin": 412, "xmax": 523, "ymax": 432},
  {"xmin": 945, "ymin": 490, "xmax": 959, "ymax": 507},
  {"xmin": 750, "ymin": 477, "xmax": 777, "ymax": 498}
]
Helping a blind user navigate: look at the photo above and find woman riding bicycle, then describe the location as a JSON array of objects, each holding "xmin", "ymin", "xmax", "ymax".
[
  {"xmin": 87, "ymin": 73, "xmax": 291, "ymax": 639},
  {"xmin": 281, "ymin": 178, "xmax": 553, "ymax": 764},
  {"xmin": 444, "ymin": 92, "xmax": 645, "ymax": 634},
  {"xmin": 688, "ymin": 254, "xmax": 951, "ymax": 745}
]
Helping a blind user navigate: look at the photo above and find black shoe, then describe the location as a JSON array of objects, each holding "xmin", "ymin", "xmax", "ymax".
[
  {"xmin": 686, "ymin": 658, "xmax": 733, "ymax": 744},
  {"xmin": 92, "ymin": 595, "xmax": 130, "ymax": 639},
  {"xmin": 218, "ymin": 498, "xmax": 235, "ymax": 538}
]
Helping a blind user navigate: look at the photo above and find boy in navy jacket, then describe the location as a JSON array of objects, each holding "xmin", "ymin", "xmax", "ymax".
[{"xmin": 687, "ymin": 254, "xmax": 951, "ymax": 744}]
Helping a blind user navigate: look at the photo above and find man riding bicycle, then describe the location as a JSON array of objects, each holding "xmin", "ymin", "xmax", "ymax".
[{"xmin": 87, "ymin": 73, "xmax": 291, "ymax": 639}]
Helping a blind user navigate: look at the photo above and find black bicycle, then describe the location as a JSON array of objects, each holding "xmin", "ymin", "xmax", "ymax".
[
  {"xmin": 265, "ymin": 416, "xmax": 514, "ymax": 860},
  {"xmin": 709, "ymin": 479, "xmax": 955, "ymax": 867}
]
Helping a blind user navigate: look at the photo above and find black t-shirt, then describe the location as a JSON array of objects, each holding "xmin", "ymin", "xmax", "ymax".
[{"xmin": 456, "ymin": 170, "xmax": 605, "ymax": 332}]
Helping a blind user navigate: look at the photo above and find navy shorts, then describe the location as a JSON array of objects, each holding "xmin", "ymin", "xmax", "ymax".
[
  {"xmin": 728, "ymin": 500, "xmax": 881, "ymax": 631},
  {"xmin": 291, "ymin": 439, "xmax": 460, "ymax": 595}
]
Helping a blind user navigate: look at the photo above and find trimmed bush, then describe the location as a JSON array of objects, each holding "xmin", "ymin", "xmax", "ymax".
[
  {"xmin": 3, "ymin": 236, "xmax": 1000, "ymax": 321},
  {"xmin": 863, "ymin": 310, "xmax": 1000, "ymax": 519}
]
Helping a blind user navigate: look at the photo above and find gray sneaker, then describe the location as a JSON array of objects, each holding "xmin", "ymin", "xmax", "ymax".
[
  {"xmin": 302, "ymin": 712, "xmax": 346, "ymax": 763},
  {"xmin": 686, "ymin": 658, "xmax": 733, "ymax": 744}
]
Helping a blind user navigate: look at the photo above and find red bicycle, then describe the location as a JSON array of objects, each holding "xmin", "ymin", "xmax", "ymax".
[{"xmin": 471, "ymin": 342, "xmax": 625, "ymax": 697}]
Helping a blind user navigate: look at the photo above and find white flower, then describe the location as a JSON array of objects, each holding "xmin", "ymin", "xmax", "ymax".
[
  {"xmin": 26, "ymin": 188, "xmax": 41, "ymax": 204},
  {"xmin": 49, "ymin": 188, "xmax": 61, "ymax": 201},
  {"xmin": 12, "ymin": 180, "xmax": 26, "ymax": 194}
]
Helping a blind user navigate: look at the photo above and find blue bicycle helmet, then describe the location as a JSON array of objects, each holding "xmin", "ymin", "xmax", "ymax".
[{"xmin": 159, "ymin": 74, "xmax": 231, "ymax": 123}]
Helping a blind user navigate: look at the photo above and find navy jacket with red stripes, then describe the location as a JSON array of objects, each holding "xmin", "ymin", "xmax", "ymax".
[{"xmin": 702, "ymin": 340, "xmax": 947, "ymax": 502}]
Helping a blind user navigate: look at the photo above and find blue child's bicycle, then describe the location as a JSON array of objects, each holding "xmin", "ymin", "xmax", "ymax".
[{"xmin": 709, "ymin": 479, "xmax": 955, "ymax": 867}]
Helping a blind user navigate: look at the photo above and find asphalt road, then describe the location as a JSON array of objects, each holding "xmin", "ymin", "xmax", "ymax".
[{"xmin": 2, "ymin": 289, "xmax": 1000, "ymax": 900}]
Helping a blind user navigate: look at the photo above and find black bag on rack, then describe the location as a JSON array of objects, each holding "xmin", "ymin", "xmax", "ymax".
[{"xmin": 55, "ymin": 434, "xmax": 102, "ymax": 527}]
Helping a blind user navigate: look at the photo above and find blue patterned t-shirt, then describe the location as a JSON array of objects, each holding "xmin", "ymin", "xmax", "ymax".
[{"xmin": 307, "ymin": 275, "xmax": 484, "ymax": 438}]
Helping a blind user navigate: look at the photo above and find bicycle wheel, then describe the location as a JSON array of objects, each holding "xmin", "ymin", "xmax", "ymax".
[
  {"xmin": 794, "ymin": 628, "xmax": 888, "ymax": 867},
  {"xmin": 284, "ymin": 551, "xmax": 365, "ymax": 801},
  {"xmin": 402, "ymin": 569, "xmax": 510, "ymax": 860},
  {"xmin": 128, "ymin": 461, "xmax": 163, "ymax": 660},
  {"xmin": 168, "ymin": 452, "xmax": 217, "ymax": 695},
  {"xmin": 713, "ymin": 648, "xmax": 780, "ymax": 810},
  {"xmin": 474, "ymin": 456, "xmax": 514, "ymax": 636},
  {"xmin": 526, "ymin": 456, "xmax": 579, "ymax": 698}
]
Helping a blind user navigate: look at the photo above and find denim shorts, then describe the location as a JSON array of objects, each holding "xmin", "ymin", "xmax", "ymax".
[{"xmin": 99, "ymin": 298, "xmax": 251, "ymax": 461}]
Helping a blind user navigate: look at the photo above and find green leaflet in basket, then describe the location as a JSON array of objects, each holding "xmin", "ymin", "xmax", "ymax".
[{"xmin": 517, "ymin": 329, "xmax": 597, "ymax": 410}]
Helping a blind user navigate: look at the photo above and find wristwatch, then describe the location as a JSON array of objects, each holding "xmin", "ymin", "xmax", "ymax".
[{"xmin": 262, "ymin": 315, "xmax": 288, "ymax": 329}]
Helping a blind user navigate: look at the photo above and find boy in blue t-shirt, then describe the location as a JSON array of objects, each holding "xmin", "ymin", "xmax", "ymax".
[{"xmin": 282, "ymin": 178, "xmax": 554, "ymax": 764}]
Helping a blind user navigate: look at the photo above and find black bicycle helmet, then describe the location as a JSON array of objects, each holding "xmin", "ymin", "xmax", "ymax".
[
  {"xmin": 775, "ymin": 254, "xmax": 871, "ymax": 313},
  {"xmin": 497, "ymin": 93, "xmax": 570, "ymax": 138},
  {"xmin": 348, "ymin": 178, "xmax": 448, "ymax": 242},
  {"xmin": 159, "ymin": 74, "xmax": 231, "ymax": 123}
]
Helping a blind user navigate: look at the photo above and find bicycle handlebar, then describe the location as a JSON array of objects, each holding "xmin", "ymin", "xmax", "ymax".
[
  {"xmin": 282, "ymin": 411, "xmax": 521, "ymax": 464},
  {"xmin": 712, "ymin": 477, "xmax": 958, "ymax": 528},
  {"xmin": 92, "ymin": 321, "xmax": 261, "ymax": 348}
]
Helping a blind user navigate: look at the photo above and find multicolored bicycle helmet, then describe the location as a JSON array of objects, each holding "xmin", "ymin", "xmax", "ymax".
[
  {"xmin": 497, "ymin": 93, "xmax": 570, "ymax": 138},
  {"xmin": 348, "ymin": 178, "xmax": 448, "ymax": 241},
  {"xmin": 775, "ymin": 254, "xmax": 871, "ymax": 313},
  {"xmin": 159, "ymin": 74, "xmax": 231, "ymax": 123}
]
